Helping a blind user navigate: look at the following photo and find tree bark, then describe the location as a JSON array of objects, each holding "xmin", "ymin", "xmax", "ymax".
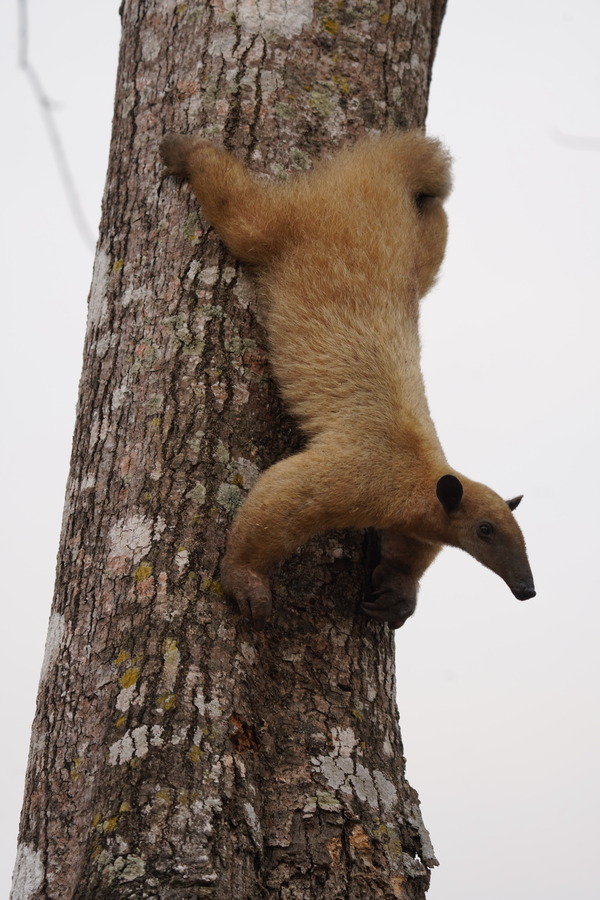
[{"xmin": 12, "ymin": 1, "xmax": 447, "ymax": 898}]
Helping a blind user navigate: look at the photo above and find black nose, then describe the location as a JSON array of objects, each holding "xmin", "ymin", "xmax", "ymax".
[{"xmin": 514, "ymin": 584, "xmax": 536, "ymax": 601}]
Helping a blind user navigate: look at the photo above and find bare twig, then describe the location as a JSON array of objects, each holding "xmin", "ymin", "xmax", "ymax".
[
  {"xmin": 17, "ymin": 0, "xmax": 96, "ymax": 251},
  {"xmin": 550, "ymin": 128, "xmax": 600, "ymax": 152}
]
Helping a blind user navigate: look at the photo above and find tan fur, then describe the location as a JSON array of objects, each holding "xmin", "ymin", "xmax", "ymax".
[{"xmin": 160, "ymin": 132, "xmax": 535, "ymax": 629}]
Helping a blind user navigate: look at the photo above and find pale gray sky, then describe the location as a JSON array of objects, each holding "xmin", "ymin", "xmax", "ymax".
[{"xmin": 1, "ymin": 2, "xmax": 598, "ymax": 898}]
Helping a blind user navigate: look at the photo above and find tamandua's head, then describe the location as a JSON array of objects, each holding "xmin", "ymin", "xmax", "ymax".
[{"xmin": 435, "ymin": 473, "xmax": 536, "ymax": 601}]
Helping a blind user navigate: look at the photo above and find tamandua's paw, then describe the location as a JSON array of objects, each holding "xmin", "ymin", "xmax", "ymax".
[
  {"xmin": 160, "ymin": 134, "xmax": 213, "ymax": 177},
  {"xmin": 220, "ymin": 559, "xmax": 272, "ymax": 631},
  {"xmin": 362, "ymin": 562, "xmax": 418, "ymax": 629}
]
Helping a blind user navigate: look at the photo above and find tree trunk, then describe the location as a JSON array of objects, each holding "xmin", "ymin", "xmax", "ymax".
[{"xmin": 12, "ymin": 2, "xmax": 446, "ymax": 898}]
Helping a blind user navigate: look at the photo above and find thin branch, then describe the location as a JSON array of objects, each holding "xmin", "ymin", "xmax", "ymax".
[
  {"xmin": 550, "ymin": 128, "xmax": 600, "ymax": 152},
  {"xmin": 17, "ymin": 0, "xmax": 96, "ymax": 251}
]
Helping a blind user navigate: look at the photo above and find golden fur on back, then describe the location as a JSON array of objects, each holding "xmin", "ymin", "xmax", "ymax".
[{"xmin": 160, "ymin": 131, "xmax": 535, "ymax": 629}]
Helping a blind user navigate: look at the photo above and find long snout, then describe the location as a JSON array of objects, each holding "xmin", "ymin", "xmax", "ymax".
[{"xmin": 511, "ymin": 580, "xmax": 536, "ymax": 601}]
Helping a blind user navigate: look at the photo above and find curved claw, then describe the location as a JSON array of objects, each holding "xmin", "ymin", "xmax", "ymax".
[
  {"xmin": 221, "ymin": 560, "xmax": 272, "ymax": 631},
  {"xmin": 365, "ymin": 561, "xmax": 419, "ymax": 629},
  {"xmin": 362, "ymin": 601, "xmax": 409, "ymax": 630},
  {"xmin": 160, "ymin": 134, "xmax": 213, "ymax": 177},
  {"xmin": 368, "ymin": 587, "xmax": 404, "ymax": 610},
  {"xmin": 242, "ymin": 577, "xmax": 272, "ymax": 631}
]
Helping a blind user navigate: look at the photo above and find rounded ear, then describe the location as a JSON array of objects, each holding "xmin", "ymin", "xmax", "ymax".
[
  {"xmin": 506, "ymin": 495, "xmax": 523, "ymax": 511},
  {"xmin": 436, "ymin": 474, "xmax": 464, "ymax": 514}
]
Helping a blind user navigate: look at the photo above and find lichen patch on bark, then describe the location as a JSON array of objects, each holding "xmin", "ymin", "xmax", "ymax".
[
  {"xmin": 86, "ymin": 245, "xmax": 110, "ymax": 328},
  {"xmin": 11, "ymin": 845, "xmax": 44, "ymax": 900},
  {"xmin": 222, "ymin": 0, "xmax": 314, "ymax": 38},
  {"xmin": 39, "ymin": 612, "xmax": 65, "ymax": 683}
]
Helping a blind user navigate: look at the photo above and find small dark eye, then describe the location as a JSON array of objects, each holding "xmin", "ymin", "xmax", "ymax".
[
  {"xmin": 477, "ymin": 522, "xmax": 494, "ymax": 540},
  {"xmin": 415, "ymin": 193, "xmax": 435, "ymax": 213}
]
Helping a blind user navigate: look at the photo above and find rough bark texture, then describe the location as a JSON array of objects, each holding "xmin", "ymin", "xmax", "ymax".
[{"xmin": 13, "ymin": 1, "xmax": 446, "ymax": 898}]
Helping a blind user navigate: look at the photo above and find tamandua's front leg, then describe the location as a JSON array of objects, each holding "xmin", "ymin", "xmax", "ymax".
[
  {"xmin": 363, "ymin": 528, "xmax": 441, "ymax": 629},
  {"xmin": 221, "ymin": 444, "xmax": 374, "ymax": 630}
]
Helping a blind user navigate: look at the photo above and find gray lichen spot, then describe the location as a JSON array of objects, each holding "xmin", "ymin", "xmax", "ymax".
[
  {"xmin": 199, "ymin": 303, "xmax": 224, "ymax": 321},
  {"xmin": 116, "ymin": 683, "xmax": 138, "ymax": 713},
  {"xmin": 108, "ymin": 514, "xmax": 153, "ymax": 565},
  {"xmin": 270, "ymin": 162, "xmax": 289, "ymax": 180},
  {"xmin": 39, "ymin": 611, "xmax": 66, "ymax": 683},
  {"xmin": 274, "ymin": 101, "xmax": 295, "ymax": 121},
  {"xmin": 146, "ymin": 393, "xmax": 165, "ymax": 415},
  {"xmin": 289, "ymin": 147, "xmax": 314, "ymax": 170},
  {"xmin": 161, "ymin": 639, "xmax": 181, "ymax": 691},
  {"xmin": 185, "ymin": 259, "xmax": 201, "ymax": 284},
  {"xmin": 240, "ymin": 642, "xmax": 257, "ymax": 663},
  {"xmin": 163, "ymin": 313, "xmax": 205, "ymax": 354},
  {"xmin": 222, "ymin": 0, "xmax": 313, "ymax": 37},
  {"xmin": 121, "ymin": 85, "xmax": 135, "ymax": 118},
  {"xmin": 232, "ymin": 271, "xmax": 255, "ymax": 308},
  {"xmin": 10, "ymin": 843, "xmax": 44, "ymax": 900},
  {"xmin": 350, "ymin": 763, "xmax": 379, "ymax": 809},
  {"xmin": 216, "ymin": 482, "xmax": 242, "ymax": 513},
  {"xmin": 308, "ymin": 89, "xmax": 337, "ymax": 119},
  {"xmin": 132, "ymin": 725, "xmax": 149, "ymax": 759},
  {"xmin": 109, "ymin": 726, "xmax": 150, "ymax": 766},
  {"xmin": 373, "ymin": 770, "xmax": 398, "ymax": 809},
  {"xmin": 234, "ymin": 456, "xmax": 260, "ymax": 488},
  {"xmin": 224, "ymin": 333, "xmax": 245, "ymax": 356},
  {"xmin": 303, "ymin": 795, "xmax": 317, "ymax": 814},
  {"xmin": 121, "ymin": 284, "xmax": 146, "ymax": 309},
  {"xmin": 206, "ymin": 697, "xmax": 224, "ymax": 719},
  {"xmin": 183, "ymin": 212, "xmax": 203, "ymax": 240},
  {"xmin": 404, "ymin": 799, "xmax": 438, "ymax": 866},
  {"xmin": 200, "ymin": 265, "xmax": 219, "ymax": 286},
  {"xmin": 141, "ymin": 28, "xmax": 160, "ymax": 61},
  {"xmin": 233, "ymin": 382, "xmax": 250, "ymax": 407},
  {"xmin": 99, "ymin": 854, "xmax": 146, "ymax": 884},
  {"xmin": 392, "ymin": 85, "xmax": 403, "ymax": 104},
  {"xmin": 111, "ymin": 381, "xmax": 131, "ymax": 411},
  {"xmin": 118, "ymin": 855, "xmax": 146, "ymax": 882},
  {"xmin": 316, "ymin": 791, "xmax": 342, "ymax": 811},
  {"xmin": 150, "ymin": 724, "xmax": 164, "ymax": 747},
  {"xmin": 186, "ymin": 482, "xmax": 207, "ymax": 506},
  {"xmin": 402, "ymin": 852, "xmax": 428, "ymax": 878},
  {"xmin": 215, "ymin": 440, "xmax": 230, "ymax": 464},
  {"xmin": 242, "ymin": 802, "xmax": 264, "ymax": 852},
  {"xmin": 87, "ymin": 246, "xmax": 110, "ymax": 328},
  {"xmin": 315, "ymin": 754, "xmax": 352, "ymax": 790},
  {"xmin": 109, "ymin": 731, "xmax": 135, "ymax": 766},
  {"xmin": 175, "ymin": 548, "xmax": 190, "ymax": 574}
]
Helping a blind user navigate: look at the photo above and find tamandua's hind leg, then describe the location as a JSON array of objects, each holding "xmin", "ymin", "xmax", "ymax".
[
  {"xmin": 160, "ymin": 134, "xmax": 286, "ymax": 265},
  {"xmin": 363, "ymin": 528, "xmax": 441, "ymax": 629}
]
